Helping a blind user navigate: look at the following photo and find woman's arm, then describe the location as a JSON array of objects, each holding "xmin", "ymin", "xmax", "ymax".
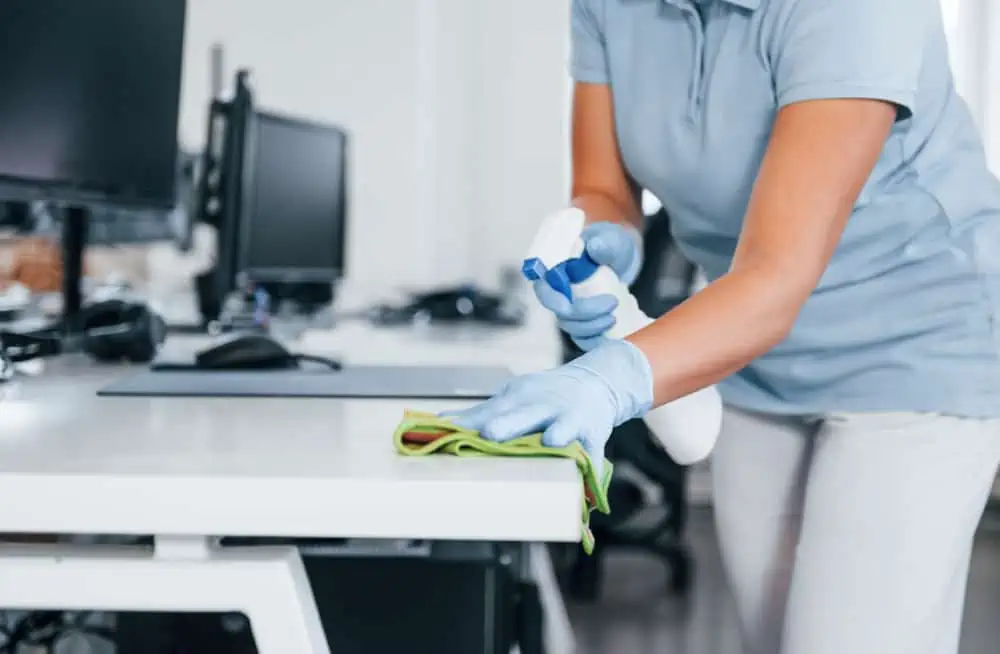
[
  {"xmin": 628, "ymin": 98, "xmax": 896, "ymax": 406},
  {"xmin": 570, "ymin": 82, "xmax": 643, "ymax": 231}
]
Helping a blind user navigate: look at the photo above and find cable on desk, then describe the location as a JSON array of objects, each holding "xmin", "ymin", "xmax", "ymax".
[
  {"xmin": 294, "ymin": 353, "xmax": 342, "ymax": 370},
  {"xmin": 0, "ymin": 611, "xmax": 116, "ymax": 654},
  {"xmin": 0, "ymin": 611, "xmax": 63, "ymax": 653}
]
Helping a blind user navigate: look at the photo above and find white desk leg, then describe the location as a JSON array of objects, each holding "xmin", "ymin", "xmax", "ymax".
[
  {"xmin": 528, "ymin": 543, "xmax": 576, "ymax": 654},
  {"xmin": 0, "ymin": 537, "xmax": 330, "ymax": 654}
]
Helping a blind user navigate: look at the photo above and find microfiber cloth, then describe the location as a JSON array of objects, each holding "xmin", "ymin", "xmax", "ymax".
[{"xmin": 393, "ymin": 410, "xmax": 613, "ymax": 554}]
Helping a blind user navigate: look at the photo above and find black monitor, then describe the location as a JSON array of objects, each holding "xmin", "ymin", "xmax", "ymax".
[
  {"xmin": 237, "ymin": 111, "xmax": 348, "ymax": 284},
  {"xmin": 0, "ymin": 0, "xmax": 187, "ymax": 329},
  {"xmin": 0, "ymin": 0, "xmax": 186, "ymax": 209},
  {"xmin": 190, "ymin": 71, "xmax": 254, "ymax": 327}
]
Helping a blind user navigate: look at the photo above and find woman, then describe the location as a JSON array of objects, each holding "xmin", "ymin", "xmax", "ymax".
[{"xmin": 450, "ymin": 0, "xmax": 1000, "ymax": 652}]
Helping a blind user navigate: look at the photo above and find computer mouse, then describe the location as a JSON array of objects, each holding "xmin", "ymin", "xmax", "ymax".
[{"xmin": 195, "ymin": 334, "xmax": 298, "ymax": 370}]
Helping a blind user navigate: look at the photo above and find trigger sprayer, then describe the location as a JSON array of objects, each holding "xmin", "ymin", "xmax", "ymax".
[{"xmin": 522, "ymin": 208, "xmax": 722, "ymax": 465}]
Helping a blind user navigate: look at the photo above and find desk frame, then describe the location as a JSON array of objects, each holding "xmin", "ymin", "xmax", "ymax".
[{"xmin": 0, "ymin": 536, "xmax": 330, "ymax": 654}]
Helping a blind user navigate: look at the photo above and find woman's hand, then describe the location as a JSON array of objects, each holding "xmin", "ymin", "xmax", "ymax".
[
  {"xmin": 532, "ymin": 220, "xmax": 642, "ymax": 351},
  {"xmin": 445, "ymin": 339, "xmax": 654, "ymax": 475}
]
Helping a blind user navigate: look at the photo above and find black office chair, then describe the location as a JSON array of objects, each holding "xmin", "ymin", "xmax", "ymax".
[{"xmin": 554, "ymin": 208, "xmax": 698, "ymax": 600}]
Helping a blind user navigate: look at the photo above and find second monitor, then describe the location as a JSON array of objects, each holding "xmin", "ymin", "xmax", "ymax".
[{"xmin": 238, "ymin": 111, "xmax": 348, "ymax": 284}]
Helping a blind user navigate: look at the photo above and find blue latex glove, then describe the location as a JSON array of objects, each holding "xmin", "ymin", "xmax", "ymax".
[
  {"xmin": 444, "ymin": 339, "xmax": 654, "ymax": 477},
  {"xmin": 532, "ymin": 221, "xmax": 642, "ymax": 352}
]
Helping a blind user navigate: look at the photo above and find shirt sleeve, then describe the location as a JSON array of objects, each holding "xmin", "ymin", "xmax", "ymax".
[
  {"xmin": 771, "ymin": 0, "xmax": 933, "ymax": 121},
  {"xmin": 570, "ymin": 0, "xmax": 609, "ymax": 84}
]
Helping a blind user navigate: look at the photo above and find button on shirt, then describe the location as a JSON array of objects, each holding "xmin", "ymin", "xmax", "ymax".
[{"xmin": 571, "ymin": 0, "xmax": 1000, "ymax": 417}]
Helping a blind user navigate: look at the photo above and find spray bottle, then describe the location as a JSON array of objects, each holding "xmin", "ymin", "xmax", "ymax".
[{"xmin": 522, "ymin": 208, "xmax": 722, "ymax": 465}]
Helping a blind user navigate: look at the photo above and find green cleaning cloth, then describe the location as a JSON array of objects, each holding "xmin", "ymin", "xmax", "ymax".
[{"xmin": 393, "ymin": 410, "xmax": 613, "ymax": 554}]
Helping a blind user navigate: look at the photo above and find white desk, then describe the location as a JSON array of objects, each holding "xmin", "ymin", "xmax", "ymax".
[{"xmin": 0, "ymin": 302, "xmax": 578, "ymax": 654}]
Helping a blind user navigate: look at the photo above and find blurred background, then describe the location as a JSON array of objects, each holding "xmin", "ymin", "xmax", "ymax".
[
  {"xmin": 2, "ymin": 0, "xmax": 997, "ymax": 293},
  {"xmin": 1, "ymin": 0, "xmax": 572, "ymax": 295},
  {"xmin": 0, "ymin": 1, "xmax": 999, "ymax": 653}
]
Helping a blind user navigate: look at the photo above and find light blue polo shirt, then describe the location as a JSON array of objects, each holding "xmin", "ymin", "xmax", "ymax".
[{"xmin": 571, "ymin": 0, "xmax": 1000, "ymax": 417}]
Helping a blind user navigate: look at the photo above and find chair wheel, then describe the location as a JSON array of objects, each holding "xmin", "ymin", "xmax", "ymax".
[
  {"xmin": 567, "ymin": 549, "xmax": 602, "ymax": 601},
  {"xmin": 667, "ymin": 549, "xmax": 693, "ymax": 595}
]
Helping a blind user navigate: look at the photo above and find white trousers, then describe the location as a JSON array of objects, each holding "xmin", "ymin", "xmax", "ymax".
[{"xmin": 711, "ymin": 407, "xmax": 1000, "ymax": 654}]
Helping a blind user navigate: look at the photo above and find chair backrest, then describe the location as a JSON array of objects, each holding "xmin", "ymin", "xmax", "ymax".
[{"xmin": 629, "ymin": 208, "xmax": 697, "ymax": 317}]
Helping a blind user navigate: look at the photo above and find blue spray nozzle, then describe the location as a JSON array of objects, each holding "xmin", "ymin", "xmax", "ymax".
[
  {"xmin": 521, "ymin": 257, "xmax": 547, "ymax": 282},
  {"xmin": 564, "ymin": 253, "xmax": 599, "ymax": 284},
  {"xmin": 522, "ymin": 207, "xmax": 602, "ymax": 300},
  {"xmin": 521, "ymin": 253, "xmax": 600, "ymax": 302}
]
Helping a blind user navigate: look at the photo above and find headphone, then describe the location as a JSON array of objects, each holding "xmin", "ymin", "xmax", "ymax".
[{"xmin": 0, "ymin": 299, "xmax": 166, "ymax": 367}]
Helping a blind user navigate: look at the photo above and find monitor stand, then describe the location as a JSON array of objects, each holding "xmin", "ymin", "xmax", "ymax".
[{"xmin": 61, "ymin": 205, "xmax": 88, "ymax": 334}]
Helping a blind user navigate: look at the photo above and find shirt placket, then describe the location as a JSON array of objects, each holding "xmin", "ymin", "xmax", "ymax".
[{"xmin": 685, "ymin": 4, "xmax": 707, "ymax": 121}]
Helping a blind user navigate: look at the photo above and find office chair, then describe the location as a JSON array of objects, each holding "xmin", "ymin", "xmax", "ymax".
[{"xmin": 555, "ymin": 208, "xmax": 699, "ymax": 600}]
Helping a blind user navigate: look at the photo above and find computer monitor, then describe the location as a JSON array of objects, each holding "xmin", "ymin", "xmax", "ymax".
[
  {"xmin": 0, "ymin": 0, "xmax": 186, "ymax": 209},
  {"xmin": 237, "ymin": 111, "xmax": 348, "ymax": 284},
  {"xmin": 193, "ymin": 71, "xmax": 255, "ymax": 324},
  {"xmin": 0, "ymin": 0, "xmax": 187, "ymax": 328}
]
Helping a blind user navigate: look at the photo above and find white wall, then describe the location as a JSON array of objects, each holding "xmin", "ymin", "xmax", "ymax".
[
  {"xmin": 943, "ymin": 0, "xmax": 1000, "ymax": 171},
  {"xmin": 984, "ymin": 0, "xmax": 1000, "ymax": 171},
  {"xmin": 462, "ymin": 1, "xmax": 573, "ymax": 283},
  {"xmin": 175, "ymin": 0, "xmax": 570, "ymax": 289}
]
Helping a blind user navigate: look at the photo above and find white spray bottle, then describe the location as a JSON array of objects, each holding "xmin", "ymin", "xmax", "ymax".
[{"xmin": 522, "ymin": 208, "xmax": 722, "ymax": 465}]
